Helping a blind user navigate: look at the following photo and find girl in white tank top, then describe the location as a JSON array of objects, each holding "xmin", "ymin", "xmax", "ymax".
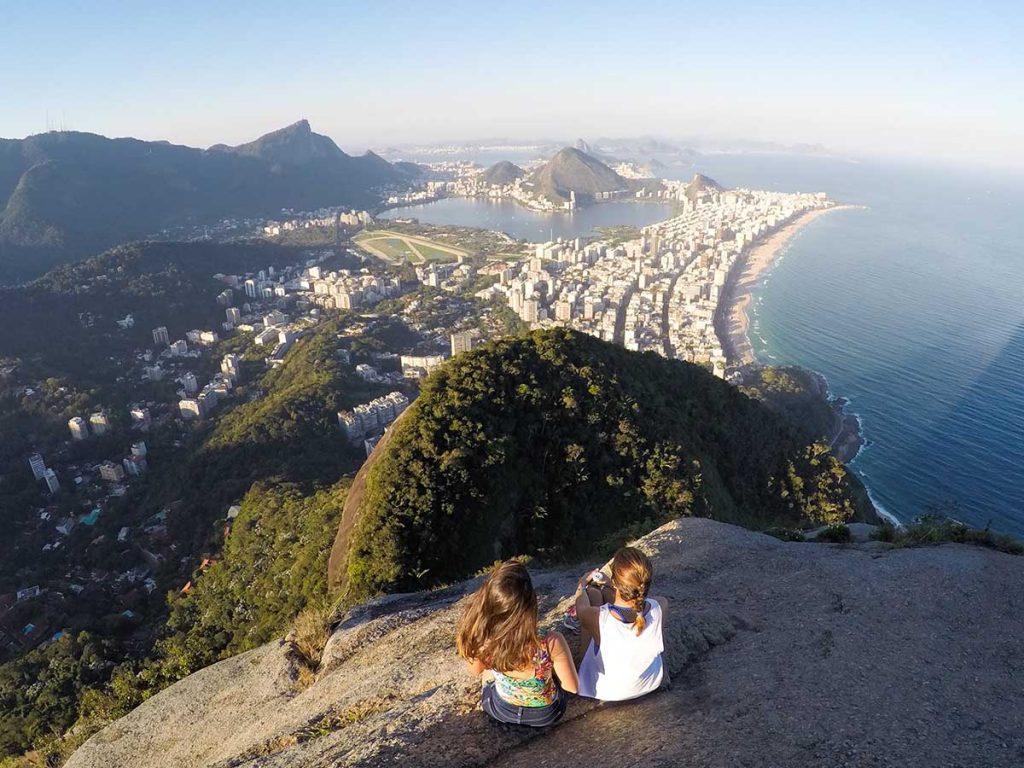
[{"xmin": 573, "ymin": 547, "xmax": 668, "ymax": 701}]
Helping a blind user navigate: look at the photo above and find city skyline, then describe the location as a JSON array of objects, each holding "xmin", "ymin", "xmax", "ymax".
[{"xmin": 2, "ymin": 1, "xmax": 1022, "ymax": 170}]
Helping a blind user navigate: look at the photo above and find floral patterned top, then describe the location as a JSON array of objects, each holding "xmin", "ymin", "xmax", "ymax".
[{"xmin": 491, "ymin": 635, "xmax": 557, "ymax": 707}]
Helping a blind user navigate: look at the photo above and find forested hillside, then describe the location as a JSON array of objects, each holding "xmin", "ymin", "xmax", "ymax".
[
  {"xmin": 342, "ymin": 329, "xmax": 876, "ymax": 599},
  {"xmin": 0, "ymin": 120, "xmax": 403, "ymax": 282},
  {"xmin": 0, "ymin": 318, "xmax": 377, "ymax": 765}
]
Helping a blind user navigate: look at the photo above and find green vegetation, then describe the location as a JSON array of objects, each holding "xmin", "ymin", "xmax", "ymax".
[
  {"xmin": 0, "ymin": 120, "xmax": 399, "ymax": 282},
  {"xmin": 0, "ymin": 317, "xmax": 380, "ymax": 764},
  {"xmin": 763, "ymin": 526, "xmax": 806, "ymax": 542},
  {"xmin": 592, "ymin": 225, "xmax": 642, "ymax": 246},
  {"xmin": 354, "ymin": 230, "xmax": 466, "ymax": 265},
  {"xmin": 874, "ymin": 511, "xmax": 1024, "ymax": 556},
  {"xmin": 740, "ymin": 366, "xmax": 837, "ymax": 442},
  {"xmin": 0, "ymin": 633, "xmax": 113, "ymax": 760},
  {"xmin": 0, "ymin": 239, "xmax": 300, "ymax": 384},
  {"xmin": 343, "ymin": 329, "xmax": 873, "ymax": 599},
  {"xmin": 0, "ymin": 480, "xmax": 350, "ymax": 767},
  {"xmin": 814, "ymin": 523, "xmax": 853, "ymax": 543},
  {"xmin": 154, "ymin": 480, "xmax": 348, "ymax": 680},
  {"xmin": 0, "ymin": 240, "xmax": 307, "ymax": 590},
  {"xmin": 377, "ymin": 220, "xmax": 527, "ymax": 260}
]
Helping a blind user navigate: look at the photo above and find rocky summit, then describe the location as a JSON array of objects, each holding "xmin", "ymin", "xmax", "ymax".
[{"xmin": 66, "ymin": 519, "xmax": 1024, "ymax": 768}]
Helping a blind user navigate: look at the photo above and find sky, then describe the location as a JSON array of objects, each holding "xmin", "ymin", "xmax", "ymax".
[{"xmin": 2, "ymin": 0, "xmax": 1022, "ymax": 168}]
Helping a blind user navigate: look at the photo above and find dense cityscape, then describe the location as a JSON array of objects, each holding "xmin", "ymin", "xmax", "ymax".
[{"xmin": 2, "ymin": 148, "xmax": 842, "ymax": 663}]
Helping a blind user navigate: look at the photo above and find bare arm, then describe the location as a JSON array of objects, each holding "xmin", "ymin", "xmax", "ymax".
[
  {"xmin": 574, "ymin": 580, "xmax": 604, "ymax": 642},
  {"xmin": 547, "ymin": 631, "xmax": 579, "ymax": 694},
  {"xmin": 654, "ymin": 595, "xmax": 668, "ymax": 618},
  {"xmin": 653, "ymin": 596, "xmax": 670, "ymax": 688}
]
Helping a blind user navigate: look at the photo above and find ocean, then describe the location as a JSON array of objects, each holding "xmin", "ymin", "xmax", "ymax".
[
  {"xmin": 385, "ymin": 152, "xmax": 1024, "ymax": 533},
  {"xmin": 674, "ymin": 155, "xmax": 1024, "ymax": 534}
]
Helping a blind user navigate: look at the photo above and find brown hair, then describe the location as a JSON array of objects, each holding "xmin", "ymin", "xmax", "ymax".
[
  {"xmin": 456, "ymin": 561, "xmax": 540, "ymax": 673},
  {"xmin": 611, "ymin": 547, "xmax": 654, "ymax": 635}
]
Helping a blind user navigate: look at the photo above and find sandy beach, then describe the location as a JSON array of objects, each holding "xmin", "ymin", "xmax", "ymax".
[{"xmin": 718, "ymin": 205, "xmax": 858, "ymax": 367}]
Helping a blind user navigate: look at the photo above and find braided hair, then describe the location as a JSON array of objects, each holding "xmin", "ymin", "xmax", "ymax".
[{"xmin": 611, "ymin": 547, "xmax": 653, "ymax": 636}]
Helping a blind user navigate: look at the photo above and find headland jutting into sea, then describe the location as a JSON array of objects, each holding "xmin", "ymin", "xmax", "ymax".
[
  {"xmin": 714, "ymin": 205, "xmax": 868, "ymax": 464},
  {"xmin": 376, "ymin": 151, "xmax": 872, "ymax": 475}
]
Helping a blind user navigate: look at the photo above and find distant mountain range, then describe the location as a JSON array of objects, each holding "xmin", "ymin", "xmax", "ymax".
[{"xmin": 0, "ymin": 120, "xmax": 409, "ymax": 283}]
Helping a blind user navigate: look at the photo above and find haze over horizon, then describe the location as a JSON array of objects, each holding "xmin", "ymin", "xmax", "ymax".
[{"xmin": 2, "ymin": 1, "xmax": 1023, "ymax": 170}]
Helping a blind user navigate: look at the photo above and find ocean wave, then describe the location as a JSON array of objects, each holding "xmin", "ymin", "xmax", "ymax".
[{"xmin": 866, "ymin": 489, "xmax": 902, "ymax": 527}]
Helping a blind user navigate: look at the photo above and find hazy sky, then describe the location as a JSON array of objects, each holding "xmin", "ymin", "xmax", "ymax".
[{"xmin": 3, "ymin": 1, "xmax": 1022, "ymax": 168}]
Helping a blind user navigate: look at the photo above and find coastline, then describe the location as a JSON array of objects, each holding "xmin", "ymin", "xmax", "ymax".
[
  {"xmin": 718, "ymin": 205, "xmax": 859, "ymax": 368},
  {"xmin": 717, "ymin": 204, "xmax": 878, "ymax": 511}
]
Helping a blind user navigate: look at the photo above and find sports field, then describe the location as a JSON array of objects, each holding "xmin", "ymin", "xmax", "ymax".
[{"xmin": 353, "ymin": 230, "xmax": 468, "ymax": 265}]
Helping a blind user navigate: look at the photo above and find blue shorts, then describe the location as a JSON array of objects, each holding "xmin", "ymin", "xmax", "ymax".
[{"xmin": 481, "ymin": 681, "xmax": 567, "ymax": 727}]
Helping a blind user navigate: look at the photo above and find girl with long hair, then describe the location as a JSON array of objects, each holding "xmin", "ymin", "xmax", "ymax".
[
  {"xmin": 574, "ymin": 546, "xmax": 668, "ymax": 701},
  {"xmin": 457, "ymin": 560, "xmax": 578, "ymax": 727}
]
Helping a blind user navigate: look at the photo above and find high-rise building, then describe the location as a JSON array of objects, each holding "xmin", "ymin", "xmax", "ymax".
[
  {"xmin": 337, "ymin": 410, "xmax": 365, "ymax": 442},
  {"xmin": 89, "ymin": 412, "xmax": 110, "ymax": 435},
  {"xmin": 198, "ymin": 390, "xmax": 218, "ymax": 415},
  {"xmin": 451, "ymin": 330, "xmax": 481, "ymax": 356},
  {"xmin": 42, "ymin": 468, "xmax": 60, "ymax": 495},
  {"xmin": 68, "ymin": 416, "xmax": 88, "ymax": 440},
  {"xmin": 399, "ymin": 354, "xmax": 446, "ymax": 379},
  {"xmin": 28, "ymin": 453, "xmax": 46, "ymax": 480},
  {"xmin": 244, "ymin": 279, "xmax": 258, "ymax": 298},
  {"xmin": 522, "ymin": 298, "xmax": 540, "ymax": 324},
  {"xmin": 152, "ymin": 326, "xmax": 170, "ymax": 346},
  {"xmin": 226, "ymin": 307, "xmax": 241, "ymax": 325},
  {"xmin": 263, "ymin": 310, "xmax": 287, "ymax": 328},
  {"xmin": 221, "ymin": 354, "xmax": 241, "ymax": 378},
  {"xmin": 178, "ymin": 399, "xmax": 202, "ymax": 420},
  {"xmin": 99, "ymin": 460, "xmax": 125, "ymax": 483},
  {"xmin": 123, "ymin": 454, "xmax": 148, "ymax": 476},
  {"xmin": 180, "ymin": 372, "xmax": 198, "ymax": 395},
  {"xmin": 130, "ymin": 407, "xmax": 151, "ymax": 429},
  {"xmin": 169, "ymin": 339, "xmax": 188, "ymax": 356},
  {"xmin": 131, "ymin": 441, "xmax": 147, "ymax": 457}
]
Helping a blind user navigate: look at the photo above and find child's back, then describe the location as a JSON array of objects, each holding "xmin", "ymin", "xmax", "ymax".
[{"xmin": 578, "ymin": 598, "xmax": 664, "ymax": 700}]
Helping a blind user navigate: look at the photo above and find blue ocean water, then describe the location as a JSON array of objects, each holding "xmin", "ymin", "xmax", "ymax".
[{"xmin": 677, "ymin": 155, "xmax": 1024, "ymax": 534}]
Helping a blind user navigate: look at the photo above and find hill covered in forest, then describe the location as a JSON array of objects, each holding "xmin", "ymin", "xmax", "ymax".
[
  {"xmin": 0, "ymin": 120, "xmax": 403, "ymax": 283},
  {"xmin": 333, "ymin": 329, "xmax": 877, "ymax": 599}
]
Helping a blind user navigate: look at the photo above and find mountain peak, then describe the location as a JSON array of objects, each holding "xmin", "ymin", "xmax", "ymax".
[
  {"xmin": 480, "ymin": 160, "xmax": 525, "ymax": 185},
  {"xmin": 528, "ymin": 147, "xmax": 628, "ymax": 202},
  {"xmin": 220, "ymin": 120, "xmax": 348, "ymax": 165},
  {"xmin": 685, "ymin": 172, "xmax": 725, "ymax": 200}
]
